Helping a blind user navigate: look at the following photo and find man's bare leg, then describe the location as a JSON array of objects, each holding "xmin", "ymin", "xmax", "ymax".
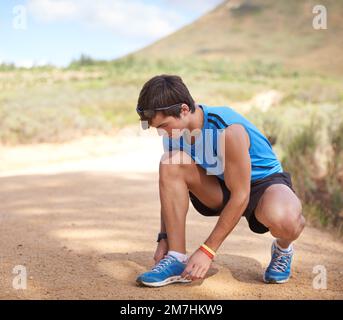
[
  {"xmin": 255, "ymin": 184, "xmax": 305, "ymax": 248},
  {"xmin": 255, "ymin": 183, "xmax": 305, "ymax": 283},
  {"xmin": 159, "ymin": 150, "xmax": 224, "ymax": 255}
]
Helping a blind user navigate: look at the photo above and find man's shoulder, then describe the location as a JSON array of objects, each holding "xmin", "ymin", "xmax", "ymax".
[{"xmin": 223, "ymin": 124, "xmax": 251, "ymax": 149}]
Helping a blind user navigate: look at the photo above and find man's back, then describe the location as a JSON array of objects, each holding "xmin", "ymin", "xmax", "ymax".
[{"xmin": 163, "ymin": 104, "xmax": 283, "ymax": 182}]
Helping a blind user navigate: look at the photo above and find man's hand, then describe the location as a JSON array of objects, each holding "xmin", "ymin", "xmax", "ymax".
[
  {"xmin": 181, "ymin": 249, "xmax": 212, "ymax": 281},
  {"xmin": 153, "ymin": 239, "xmax": 168, "ymax": 264}
]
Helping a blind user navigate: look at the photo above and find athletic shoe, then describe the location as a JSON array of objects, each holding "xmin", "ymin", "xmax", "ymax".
[
  {"xmin": 263, "ymin": 240, "xmax": 293, "ymax": 284},
  {"xmin": 136, "ymin": 254, "xmax": 191, "ymax": 287}
]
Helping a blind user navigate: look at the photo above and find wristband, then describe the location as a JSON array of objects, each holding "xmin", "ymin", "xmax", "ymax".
[
  {"xmin": 201, "ymin": 244, "xmax": 216, "ymax": 256},
  {"xmin": 199, "ymin": 246, "xmax": 214, "ymax": 259},
  {"xmin": 199, "ymin": 244, "xmax": 216, "ymax": 260}
]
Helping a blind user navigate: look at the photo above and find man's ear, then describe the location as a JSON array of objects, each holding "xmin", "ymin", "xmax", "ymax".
[{"xmin": 180, "ymin": 103, "xmax": 190, "ymax": 115}]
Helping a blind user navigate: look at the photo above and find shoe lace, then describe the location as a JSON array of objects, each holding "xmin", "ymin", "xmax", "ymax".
[
  {"xmin": 151, "ymin": 255, "xmax": 175, "ymax": 273},
  {"xmin": 270, "ymin": 250, "xmax": 292, "ymax": 273}
]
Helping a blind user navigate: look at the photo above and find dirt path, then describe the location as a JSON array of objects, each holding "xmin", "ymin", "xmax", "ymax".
[{"xmin": 0, "ymin": 132, "xmax": 342, "ymax": 299}]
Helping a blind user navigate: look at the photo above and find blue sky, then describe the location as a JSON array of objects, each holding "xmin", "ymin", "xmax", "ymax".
[{"xmin": 0, "ymin": 0, "xmax": 223, "ymax": 67}]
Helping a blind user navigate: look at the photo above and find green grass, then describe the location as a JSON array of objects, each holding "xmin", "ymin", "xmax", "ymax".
[{"xmin": 1, "ymin": 56, "xmax": 342, "ymax": 143}]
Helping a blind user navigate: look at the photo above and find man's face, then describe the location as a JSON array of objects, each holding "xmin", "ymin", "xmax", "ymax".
[{"xmin": 149, "ymin": 104, "xmax": 190, "ymax": 138}]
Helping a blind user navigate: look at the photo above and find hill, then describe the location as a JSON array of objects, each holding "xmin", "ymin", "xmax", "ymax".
[{"xmin": 134, "ymin": 0, "xmax": 343, "ymax": 75}]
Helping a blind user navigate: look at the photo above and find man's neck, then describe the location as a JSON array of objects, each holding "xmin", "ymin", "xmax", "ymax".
[{"xmin": 185, "ymin": 104, "xmax": 204, "ymax": 144}]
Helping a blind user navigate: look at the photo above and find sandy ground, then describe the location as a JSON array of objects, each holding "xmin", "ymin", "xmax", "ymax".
[{"xmin": 0, "ymin": 127, "xmax": 342, "ymax": 300}]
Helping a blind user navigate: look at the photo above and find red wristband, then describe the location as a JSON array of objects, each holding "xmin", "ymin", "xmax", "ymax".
[{"xmin": 199, "ymin": 246, "xmax": 214, "ymax": 260}]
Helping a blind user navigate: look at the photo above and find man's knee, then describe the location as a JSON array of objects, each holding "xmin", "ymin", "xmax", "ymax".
[
  {"xmin": 160, "ymin": 150, "xmax": 193, "ymax": 166},
  {"xmin": 270, "ymin": 206, "xmax": 306, "ymax": 240},
  {"xmin": 159, "ymin": 151, "xmax": 193, "ymax": 181}
]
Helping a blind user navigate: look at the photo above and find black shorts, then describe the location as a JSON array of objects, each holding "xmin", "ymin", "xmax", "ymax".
[{"xmin": 189, "ymin": 172, "xmax": 295, "ymax": 234}]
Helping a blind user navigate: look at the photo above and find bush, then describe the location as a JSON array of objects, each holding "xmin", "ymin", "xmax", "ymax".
[{"xmin": 282, "ymin": 116, "xmax": 343, "ymax": 235}]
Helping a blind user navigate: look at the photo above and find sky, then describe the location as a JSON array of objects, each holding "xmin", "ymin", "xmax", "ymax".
[{"xmin": 0, "ymin": 0, "xmax": 223, "ymax": 67}]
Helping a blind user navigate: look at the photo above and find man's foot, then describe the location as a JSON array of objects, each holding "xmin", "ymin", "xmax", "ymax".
[
  {"xmin": 136, "ymin": 254, "xmax": 192, "ymax": 287},
  {"xmin": 263, "ymin": 240, "xmax": 293, "ymax": 284}
]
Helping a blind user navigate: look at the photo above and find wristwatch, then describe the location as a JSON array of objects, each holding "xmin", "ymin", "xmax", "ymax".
[{"xmin": 157, "ymin": 232, "xmax": 167, "ymax": 242}]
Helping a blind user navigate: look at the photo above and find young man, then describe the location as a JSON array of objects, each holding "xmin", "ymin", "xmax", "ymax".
[{"xmin": 135, "ymin": 75, "xmax": 305, "ymax": 287}]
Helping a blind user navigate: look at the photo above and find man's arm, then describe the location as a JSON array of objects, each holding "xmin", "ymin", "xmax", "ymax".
[
  {"xmin": 204, "ymin": 124, "xmax": 251, "ymax": 251},
  {"xmin": 160, "ymin": 210, "xmax": 167, "ymax": 233}
]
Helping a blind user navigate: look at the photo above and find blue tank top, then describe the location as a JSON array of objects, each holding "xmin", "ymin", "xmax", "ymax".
[{"xmin": 163, "ymin": 104, "xmax": 283, "ymax": 182}]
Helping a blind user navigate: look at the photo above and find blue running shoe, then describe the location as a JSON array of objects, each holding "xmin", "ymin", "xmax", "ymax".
[
  {"xmin": 263, "ymin": 240, "xmax": 293, "ymax": 284},
  {"xmin": 136, "ymin": 254, "xmax": 192, "ymax": 287}
]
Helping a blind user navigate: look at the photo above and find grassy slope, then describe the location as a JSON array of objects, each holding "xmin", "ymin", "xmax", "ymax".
[{"xmin": 1, "ymin": 57, "xmax": 342, "ymax": 144}]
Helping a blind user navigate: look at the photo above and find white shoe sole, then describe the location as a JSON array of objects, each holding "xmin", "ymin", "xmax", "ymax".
[
  {"xmin": 138, "ymin": 276, "xmax": 192, "ymax": 287},
  {"xmin": 263, "ymin": 274, "xmax": 291, "ymax": 284}
]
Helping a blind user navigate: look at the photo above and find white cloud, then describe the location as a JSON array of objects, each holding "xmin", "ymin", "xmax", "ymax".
[
  {"xmin": 163, "ymin": 0, "xmax": 223, "ymax": 14},
  {"xmin": 27, "ymin": 0, "xmax": 190, "ymax": 40},
  {"xmin": 27, "ymin": 0, "xmax": 78, "ymax": 22}
]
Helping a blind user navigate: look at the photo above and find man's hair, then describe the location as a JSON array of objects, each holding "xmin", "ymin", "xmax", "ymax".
[{"xmin": 137, "ymin": 74, "xmax": 195, "ymax": 124}]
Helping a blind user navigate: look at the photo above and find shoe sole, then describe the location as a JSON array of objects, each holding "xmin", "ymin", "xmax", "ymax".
[
  {"xmin": 137, "ymin": 276, "xmax": 192, "ymax": 287},
  {"xmin": 263, "ymin": 274, "xmax": 291, "ymax": 284}
]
